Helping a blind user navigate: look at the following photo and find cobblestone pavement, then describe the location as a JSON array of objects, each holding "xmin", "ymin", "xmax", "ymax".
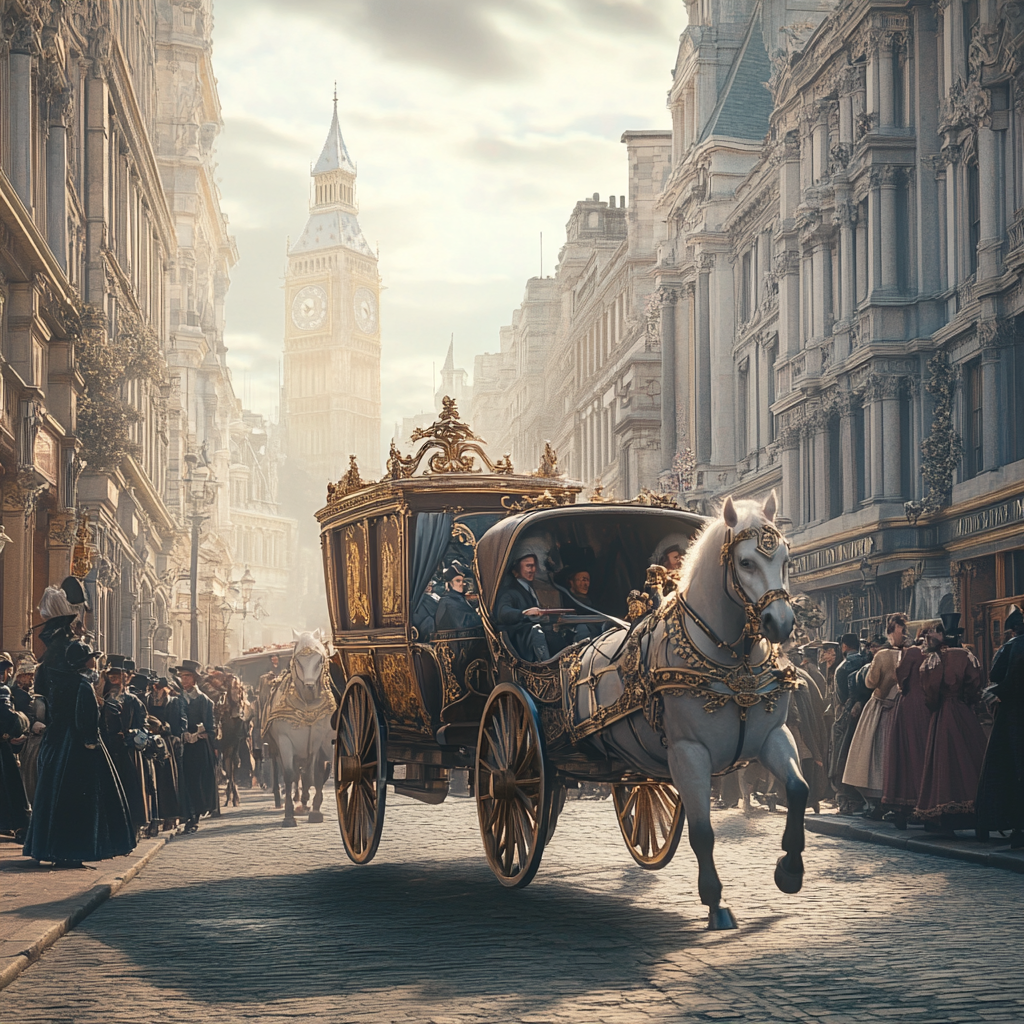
[{"xmin": 4, "ymin": 786, "xmax": 1023, "ymax": 1024}]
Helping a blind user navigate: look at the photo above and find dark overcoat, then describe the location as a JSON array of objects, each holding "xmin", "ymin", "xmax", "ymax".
[
  {"xmin": 22, "ymin": 668, "xmax": 135, "ymax": 863},
  {"xmin": 0, "ymin": 684, "xmax": 30, "ymax": 833},
  {"xmin": 976, "ymin": 634, "xmax": 1024, "ymax": 833},
  {"xmin": 180, "ymin": 690, "xmax": 217, "ymax": 818}
]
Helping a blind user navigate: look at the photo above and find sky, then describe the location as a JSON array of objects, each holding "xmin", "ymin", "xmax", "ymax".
[{"xmin": 213, "ymin": 0, "xmax": 684, "ymax": 452}]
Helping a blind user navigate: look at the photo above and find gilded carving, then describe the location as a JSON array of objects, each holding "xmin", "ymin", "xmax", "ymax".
[
  {"xmin": 434, "ymin": 642, "xmax": 461, "ymax": 705},
  {"xmin": 387, "ymin": 396, "xmax": 513, "ymax": 478},
  {"xmin": 344, "ymin": 522, "xmax": 371, "ymax": 627},
  {"xmin": 379, "ymin": 514, "xmax": 403, "ymax": 623},
  {"xmin": 345, "ymin": 652, "xmax": 375, "ymax": 682},
  {"xmin": 377, "ymin": 652, "xmax": 429, "ymax": 729}
]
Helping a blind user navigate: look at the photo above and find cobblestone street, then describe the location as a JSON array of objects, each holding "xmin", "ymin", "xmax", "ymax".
[{"xmin": 4, "ymin": 787, "xmax": 1023, "ymax": 1024}]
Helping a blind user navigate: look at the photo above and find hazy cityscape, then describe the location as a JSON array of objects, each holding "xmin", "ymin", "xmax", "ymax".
[{"xmin": 1, "ymin": 1, "xmax": 1024, "ymax": 1022}]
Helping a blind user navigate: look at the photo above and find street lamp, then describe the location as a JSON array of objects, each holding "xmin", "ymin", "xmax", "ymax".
[
  {"xmin": 184, "ymin": 458, "xmax": 217, "ymax": 662},
  {"xmin": 218, "ymin": 601, "xmax": 234, "ymax": 632}
]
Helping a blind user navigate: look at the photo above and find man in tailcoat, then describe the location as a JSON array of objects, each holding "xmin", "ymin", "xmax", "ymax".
[
  {"xmin": 177, "ymin": 660, "xmax": 217, "ymax": 834},
  {"xmin": 0, "ymin": 652, "xmax": 31, "ymax": 841},
  {"xmin": 100, "ymin": 656, "xmax": 149, "ymax": 835},
  {"xmin": 976, "ymin": 606, "xmax": 1024, "ymax": 847},
  {"xmin": 147, "ymin": 675, "xmax": 185, "ymax": 831},
  {"xmin": 830, "ymin": 633, "xmax": 870, "ymax": 814},
  {"xmin": 494, "ymin": 554, "xmax": 551, "ymax": 662}
]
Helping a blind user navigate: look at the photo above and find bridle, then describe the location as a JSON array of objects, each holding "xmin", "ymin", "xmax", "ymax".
[{"xmin": 677, "ymin": 520, "xmax": 792, "ymax": 656}]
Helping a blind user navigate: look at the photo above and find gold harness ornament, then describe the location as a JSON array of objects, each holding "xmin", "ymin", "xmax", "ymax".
[{"xmin": 719, "ymin": 522, "xmax": 790, "ymax": 641}]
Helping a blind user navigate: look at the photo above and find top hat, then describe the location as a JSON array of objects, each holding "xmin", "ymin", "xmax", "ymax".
[
  {"xmin": 66, "ymin": 640, "xmax": 100, "ymax": 670},
  {"xmin": 106, "ymin": 654, "xmax": 126, "ymax": 672},
  {"xmin": 442, "ymin": 565, "xmax": 466, "ymax": 583},
  {"xmin": 939, "ymin": 613, "xmax": 963, "ymax": 647},
  {"xmin": 174, "ymin": 659, "xmax": 202, "ymax": 677},
  {"xmin": 123, "ymin": 659, "xmax": 136, "ymax": 673},
  {"xmin": 59, "ymin": 576, "xmax": 91, "ymax": 613}
]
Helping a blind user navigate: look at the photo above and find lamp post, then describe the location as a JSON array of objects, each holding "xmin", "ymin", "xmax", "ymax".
[
  {"xmin": 859, "ymin": 556, "xmax": 878, "ymax": 631},
  {"xmin": 238, "ymin": 565, "xmax": 256, "ymax": 651},
  {"xmin": 184, "ymin": 456, "xmax": 217, "ymax": 662}
]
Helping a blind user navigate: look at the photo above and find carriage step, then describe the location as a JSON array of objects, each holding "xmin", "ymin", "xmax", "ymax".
[{"xmin": 435, "ymin": 724, "xmax": 478, "ymax": 748}]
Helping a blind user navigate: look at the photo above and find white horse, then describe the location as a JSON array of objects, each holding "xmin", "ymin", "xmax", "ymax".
[
  {"xmin": 573, "ymin": 492, "xmax": 803, "ymax": 929},
  {"xmin": 264, "ymin": 629, "xmax": 336, "ymax": 827}
]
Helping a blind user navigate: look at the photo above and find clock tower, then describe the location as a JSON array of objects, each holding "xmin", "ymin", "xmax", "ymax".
[{"xmin": 282, "ymin": 95, "xmax": 381, "ymax": 485}]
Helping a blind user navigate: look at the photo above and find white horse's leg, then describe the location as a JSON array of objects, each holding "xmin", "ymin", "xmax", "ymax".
[
  {"xmin": 738, "ymin": 768, "xmax": 753, "ymax": 818},
  {"xmin": 277, "ymin": 732, "xmax": 298, "ymax": 827},
  {"xmin": 757, "ymin": 724, "xmax": 808, "ymax": 894},
  {"xmin": 667, "ymin": 738, "xmax": 737, "ymax": 930}
]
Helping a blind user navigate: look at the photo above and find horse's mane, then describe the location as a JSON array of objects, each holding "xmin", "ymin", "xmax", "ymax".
[{"xmin": 676, "ymin": 499, "xmax": 773, "ymax": 596}]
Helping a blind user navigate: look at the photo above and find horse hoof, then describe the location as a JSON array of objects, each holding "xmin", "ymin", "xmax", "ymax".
[
  {"xmin": 707, "ymin": 906, "xmax": 738, "ymax": 930},
  {"xmin": 307, "ymin": 812, "xmax": 324, "ymax": 823},
  {"xmin": 774, "ymin": 854, "xmax": 804, "ymax": 894},
  {"xmin": 282, "ymin": 818, "xmax": 298, "ymax": 828}
]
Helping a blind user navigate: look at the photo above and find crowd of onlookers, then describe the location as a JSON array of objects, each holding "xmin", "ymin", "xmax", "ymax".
[
  {"xmin": 727, "ymin": 608, "xmax": 1024, "ymax": 846},
  {"xmin": 0, "ymin": 579, "xmax": 272, "ymax": 867}
]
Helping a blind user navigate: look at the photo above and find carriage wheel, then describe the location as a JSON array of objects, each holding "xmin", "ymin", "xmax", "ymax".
[
  {"xmin": 612, "ymin": 781, "xmax": 685, "ymax": 869},
  {"xmin": 335, "ymin": 676, "xmax": 387, "ymax": 865},
  {"xmin": 475, "ymin": 683, "xmax": 551, "ymax": 888}
]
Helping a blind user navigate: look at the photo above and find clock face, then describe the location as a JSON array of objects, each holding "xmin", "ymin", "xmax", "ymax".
[
  {"xmin": 353, "ymin": 287, "xmax": 378, "ymax": 334},
  {"xmin": 291, "ymin": 285, "xmax": 328, "ymax": 331}
]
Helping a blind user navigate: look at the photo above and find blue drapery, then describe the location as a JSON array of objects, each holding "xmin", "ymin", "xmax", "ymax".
[{"xmin": 411, "ymin": 512, "xmax": 453, "ymax": 607}]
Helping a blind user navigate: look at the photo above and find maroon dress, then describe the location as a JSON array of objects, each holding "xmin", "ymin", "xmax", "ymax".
[
  {"xmin": 915, "ymin": 647, "xmax": 987, "ymax": 825},
  {"xmin": 883, "ymin": 646, "xmax": 932, "ymax": 810}
]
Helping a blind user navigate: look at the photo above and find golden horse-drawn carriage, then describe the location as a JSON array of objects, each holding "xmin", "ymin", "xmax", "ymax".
[{"xmin": 318, "ymin": 399, "xmax": 710, "ymax": 888}]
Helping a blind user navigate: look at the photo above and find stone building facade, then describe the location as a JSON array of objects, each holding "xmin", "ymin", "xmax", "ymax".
[
  {"xmin": 474, "ymin": 130, "xmax": 673, "ymax": 494},
  {"xmin": 652, "ymin": 0, "xmax": 1024, "ymax": 662},
  {"xmin": 0, "ymin": 0, "xmax": 293, "ymax": 669}
]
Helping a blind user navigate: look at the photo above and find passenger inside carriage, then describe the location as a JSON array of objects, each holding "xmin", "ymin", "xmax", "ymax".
[{"xmin": 434, "ymin": 565, "xmax": 481, "ymax": 632}]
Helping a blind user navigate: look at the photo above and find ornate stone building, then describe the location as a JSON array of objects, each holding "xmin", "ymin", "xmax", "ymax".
[
  {"xmin": 653, "ymin": 0, "xmax": 1024, "ymax": 661},
  {"xmin": 0, "ymin": 0, "xmax": 293, "ymax": 668},
  {"xmin": 474, "ymin": 130, "xmax": 673, "ymax": 495}
]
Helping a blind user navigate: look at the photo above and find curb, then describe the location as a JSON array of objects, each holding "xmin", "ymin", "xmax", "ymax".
[
  {"xmin": 0, "ymin": 837, "xmax": 167, "ymax": 991},
  {"xmin": 806, "ymin": 816, "xmax": 1024, "ymax": 875}
]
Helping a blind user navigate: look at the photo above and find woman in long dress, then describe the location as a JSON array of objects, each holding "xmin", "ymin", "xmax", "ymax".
[{"xmin": 23, "ymin": 626, "xmax": 135, "ymax": 867}]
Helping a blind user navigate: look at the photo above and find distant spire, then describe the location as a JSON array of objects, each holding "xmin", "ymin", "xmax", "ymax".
[
  {"xmin": 313, "ymin": 90, "xmax": 355, "ymax": 175},
  {"xmin": 442, "ymin": 335, "xmax": 455, "ymax": 373}
]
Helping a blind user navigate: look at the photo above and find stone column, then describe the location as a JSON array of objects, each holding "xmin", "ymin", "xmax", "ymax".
[
  {"xmin": 877, "ymin": 36, "xmax": 895, "ymax": 128},
  {"xmin": 880, "ymin": 376, "xmax": 903, "ymax": 498},
  {"xmin": 658, "ymin": 286, "xmax": 678, "ymax": 469},
  {"xmin": 695, "ymin": 255, "xmax": 713, "ymax": 464},
  {"xmin": 46, "ymin": 87, "xmax": 70, "ymax": 272},
  {"xmin": 676, "ymin": 283, "xmax": 693, "ymax": 455},
  {"xmin": 977, "ymin": 120, "xmax": 1003, "ymax": 281},
  {"xmin": 811, "ymin": 414, "xmax": 829, "ymax": 524},
  {"xmin": 779, "ymin": 425, "xmax": 801, "ymax": 526},
  {"xmin": 9, "ymin": 26, "xmax": 34, "ymax": 209},
  {"xmin": 868, "ymin": 169, "xmax": 883, "ymax": 296},
  {"xmin": 1, "ymin": 475, "xmax": 44, "ymax": 653},
  {"xmin": 837, "ymin": 200, "xmax": 856, "ymax": 325},
  {"xmin": 855, "ymin": 200, "xmax": 869, "ymax": 304},
  {"xmin": 979, "ymin": 320, "xmax": 1008, "ymax": 470},
  {"xmin": 880, "ymin": 166, "xmax": 900, "ymax": 293},
  {"xmin": 838, "ymin": 67, "xmax": 856, "ymax": 146},
  {"xmin": 776, "ymin": 250, "xmax": 801, "ymax": 360},
  {"xmin": 838, "ymin": 394, "xmax": 860, "ymax": 513}
]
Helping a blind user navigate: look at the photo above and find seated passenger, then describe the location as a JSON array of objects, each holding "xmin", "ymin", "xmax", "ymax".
[
  {"xmin": 434, "ymin": 567, "xmax": 481, "ymax": 632},
  {"xmin": 554, "ymin": 564, "xmax": 601, "ymax": 645},
  {"xmin": 494, "ymin": 554, "xmax": 551, "ymax": 663},
  {"xmin": 659, "ymin": 544, "xmax": 684, "ymax": 572}
]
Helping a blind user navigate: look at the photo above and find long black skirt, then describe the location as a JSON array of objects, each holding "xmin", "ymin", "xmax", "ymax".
[
  {"xmin": 180, "ymin": 738, "xmax": 217, "ymax": 818},
  {"xmin": 976, "ymin": 702, "xmax": 1024, "ymax": 833}
]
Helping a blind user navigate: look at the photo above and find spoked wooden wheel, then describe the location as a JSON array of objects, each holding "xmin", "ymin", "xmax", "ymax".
[
  {"xmin": 612, "ymin": 780, "xmax": 685, "ymax": 869},
  {"xmin": 476, "ymin": 683, "xmax": 551, "ymax": 888},
  {"xmin": 335, "ymin": 676, "xmax": 387, "ymax": 865}
]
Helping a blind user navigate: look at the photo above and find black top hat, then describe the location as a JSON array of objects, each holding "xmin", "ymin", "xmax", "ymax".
[
  {"xmin": 60, "ymin": 576, "xmax": 91, "ymax": 613},
  {"xmin": 174, "ymin": 659, "xmax": 202, "ymax": 677},
  {"xmin": 123, "ymin": 659, "xmax": 136, "ymax": 673},
  {"xmin": 939, "ymin": 613, "xmax": 963, "ymax": 646},
  {"xmin": 66, "ymin": 640, "xmax": 99, "ymax": 670},
  {"xmin": 106, "ymin": 654, "xmax": 126, "ymax": 672},
  {"xmin": 154, "ymin": 675, "xmax": 170, "ymax": 688}
]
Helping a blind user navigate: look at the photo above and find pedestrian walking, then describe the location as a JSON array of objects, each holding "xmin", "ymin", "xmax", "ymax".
[
  {"xmin": 177, "ymin": 660, "xmax": 217, "ymax": 834},
  {"xmin": 23, "ymin": 607, "xmax": 135, "ymax": 867},
  {"xmin": 147, "ymin": 676, "xmax": 185, "ymax": 831},
  {"xmin": 829, "ymin": 634, "xmax": 870, "ymax": 814},
  {"xmin": 975, "ymin": 606, "xmax": 1024, "ymax": 847},
  {"xmin": 843, "ymin": 617, "xmax": 908, "ymax": 818},
  {"xmin": 0, "ymin": 652, "xmax": 31, "ymax": 842},
  {"xmin": 100, "ymin": 656, "xmax": 149, "ymax": 835},
  {"xmin": 915, "ymin": 617, "xmax": 988, "ymax": 834}
]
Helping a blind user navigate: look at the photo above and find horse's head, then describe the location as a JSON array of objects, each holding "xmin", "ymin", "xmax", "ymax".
[
  {"xmin": 719, "ymin": 491, "xmax": 794, "ymax": 644},
  {"xmin": 290, "ymin": 628, "xmax": 327, "ymax": 688}
]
